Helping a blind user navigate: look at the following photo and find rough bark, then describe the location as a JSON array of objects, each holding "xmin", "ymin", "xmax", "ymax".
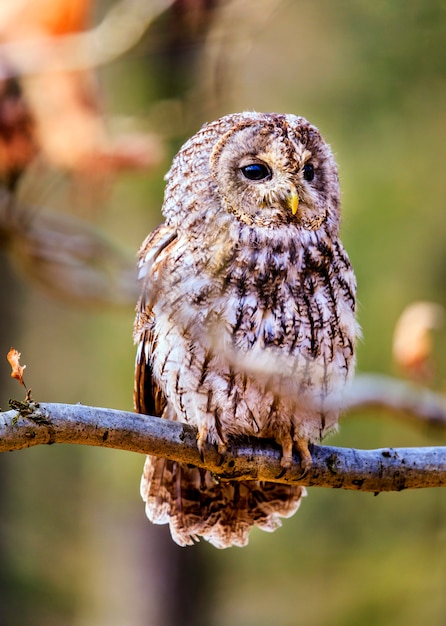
[{"xmin": 2, "ymin": 397, "xmax": 445, "ymax": 493}]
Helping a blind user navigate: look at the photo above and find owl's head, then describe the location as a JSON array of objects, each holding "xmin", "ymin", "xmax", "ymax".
[
  {"xmin": 207, "ymin": 113, "xmax": 340, "ymax": 232},
  {"xmin": 163, "ymin": 112, "xmax": 341, "ymax": 237}
]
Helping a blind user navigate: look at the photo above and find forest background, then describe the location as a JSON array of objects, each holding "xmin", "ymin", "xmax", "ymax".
[{"xmin": 0, "ymin": 1, "xmax": 445, "ymax": 625}]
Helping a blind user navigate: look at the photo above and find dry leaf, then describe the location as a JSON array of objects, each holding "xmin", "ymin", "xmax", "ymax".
[{"xmin": 7, "ymin": 347, "xmax": 27, "ymax": 387}]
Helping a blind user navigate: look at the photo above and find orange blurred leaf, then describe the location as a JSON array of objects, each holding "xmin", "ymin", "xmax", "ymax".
[
  {"xmin": 7, "ymin": 347, "xmax": 27, "ymax": 387},
  {"xmin": 392, "ymin": 301, "xmax": 444, "ymax": 382}
]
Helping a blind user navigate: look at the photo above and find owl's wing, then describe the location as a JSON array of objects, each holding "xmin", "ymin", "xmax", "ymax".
[
  {"xmin": 134, "ymin": 223, "xmax": 205, "ymax": 544},
  {"xmin": 134, "ymin": 328, "xmax": 165, "ymax": 416},
  {"xmin": 133, "ymin": 223, "xmax": 177, "ymax": 416}
]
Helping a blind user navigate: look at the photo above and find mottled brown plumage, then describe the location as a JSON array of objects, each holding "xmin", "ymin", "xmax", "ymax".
[{"xmin": 134, "ymin": 112, "xmax": 358, "ymax": 548}]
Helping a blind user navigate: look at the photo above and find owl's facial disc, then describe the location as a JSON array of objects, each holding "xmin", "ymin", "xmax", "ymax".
[{"xmin": 209, "ymin": 120, "xmax": 337, "ymax": 230}]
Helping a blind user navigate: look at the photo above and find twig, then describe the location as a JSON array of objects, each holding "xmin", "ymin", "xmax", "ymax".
[{"xmin": 1, "ymin": 401, "xmax": 444, "ymax": 492}]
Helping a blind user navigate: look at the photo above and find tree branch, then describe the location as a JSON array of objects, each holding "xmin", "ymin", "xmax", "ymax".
[
  {"xmin": 1, "ymin": 397, "xmax": 445, "ymax": 492},
  {"xmin": 344, "ymin": 374, "xmax": 446, "ymax": 427}
]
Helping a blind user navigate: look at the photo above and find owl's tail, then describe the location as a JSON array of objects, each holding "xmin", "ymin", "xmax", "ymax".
[{"xmin": 140, "ymin": 455, "xmax": 305, "ymax": 548}]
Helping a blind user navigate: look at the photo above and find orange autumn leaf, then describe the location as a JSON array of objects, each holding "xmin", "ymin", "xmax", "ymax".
[{"xmin": 7, "ymin": 347, "xmax": 27, "ymax": 387}]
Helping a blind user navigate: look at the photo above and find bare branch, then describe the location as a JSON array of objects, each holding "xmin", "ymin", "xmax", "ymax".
[
  {"xmin": 344, "ymin": 374, "xmax": 446, "ymax": 427},
  {"xmin": 1, "ymin": 400, "xmax": 445, "ymax": 492}
]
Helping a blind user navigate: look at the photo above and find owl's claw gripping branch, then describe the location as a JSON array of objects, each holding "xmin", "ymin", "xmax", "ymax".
[
  {"xmin": 293, "ymin": 436, "xmax": 313, "ymax": 478},
  {"xmin": 196, "ymin": 426, "xmax": 208, "ymax": 461},
  {"xmin": 278, "ymin": 433, "xmax": 312, "ymax": 477},
  {"xmin": 278, "ymin": 432, "xmax": 293, "ymax": 468}
]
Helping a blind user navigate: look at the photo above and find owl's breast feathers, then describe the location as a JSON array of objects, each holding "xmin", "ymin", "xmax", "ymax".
[{"xmin": 135, "ymin": 220, "xmax": 357, "ymax": 449}]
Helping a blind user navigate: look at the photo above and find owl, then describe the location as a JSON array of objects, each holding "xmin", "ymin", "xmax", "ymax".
[{"xmin": 134, "ymin": 112, "xmax": 358, "ymax": 548}]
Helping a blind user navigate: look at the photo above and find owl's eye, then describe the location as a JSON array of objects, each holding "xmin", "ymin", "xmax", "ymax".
[
  {"xmin": 240, "ymin": 163, "xmax": 271, "ymax": 181},
  {"xmin": 302, "ymin": 163, "xmax": 315, "ymax": 182}
]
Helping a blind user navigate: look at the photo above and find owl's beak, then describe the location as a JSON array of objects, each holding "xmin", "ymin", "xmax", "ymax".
[{"xmin": 285, "ymin": 187, "xmax": 299, "ymax": 215}]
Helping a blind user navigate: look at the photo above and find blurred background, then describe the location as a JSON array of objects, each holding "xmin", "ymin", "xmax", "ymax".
[{"xmin": 0, "ymin": 0, "xmax": 445, "ymax": 624}]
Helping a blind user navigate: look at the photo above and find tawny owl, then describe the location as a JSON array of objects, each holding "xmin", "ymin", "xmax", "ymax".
[{"xmin": 134, "ymin": 112, "xmax": 358, "ymax": 548}]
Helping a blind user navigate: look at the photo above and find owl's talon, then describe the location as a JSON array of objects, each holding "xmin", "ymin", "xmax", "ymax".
[
  {"xmin": 278, "ymin": 434, "xmax": 293, "ymax": 469},
  {"xmin": 294, "ymin": 436, "xmax": 313, "ymax": 478},
  {"xmin": 280, "ymin": 454, "xmax": 292, "ymax": 469},
  {"xmin": 275, "ymin": 466, "xmax": 287, "ymax": 480},
  {"xmin": 217, "ymin": 440, "xmax": 227, "ymax": 455},
  {"xmin": 297, "ymin": 466, "xmax": 309, "ymax": 480},
  {"xmin": 197, "ymin": 427, "xmax": 208, "ymax": 461}
]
